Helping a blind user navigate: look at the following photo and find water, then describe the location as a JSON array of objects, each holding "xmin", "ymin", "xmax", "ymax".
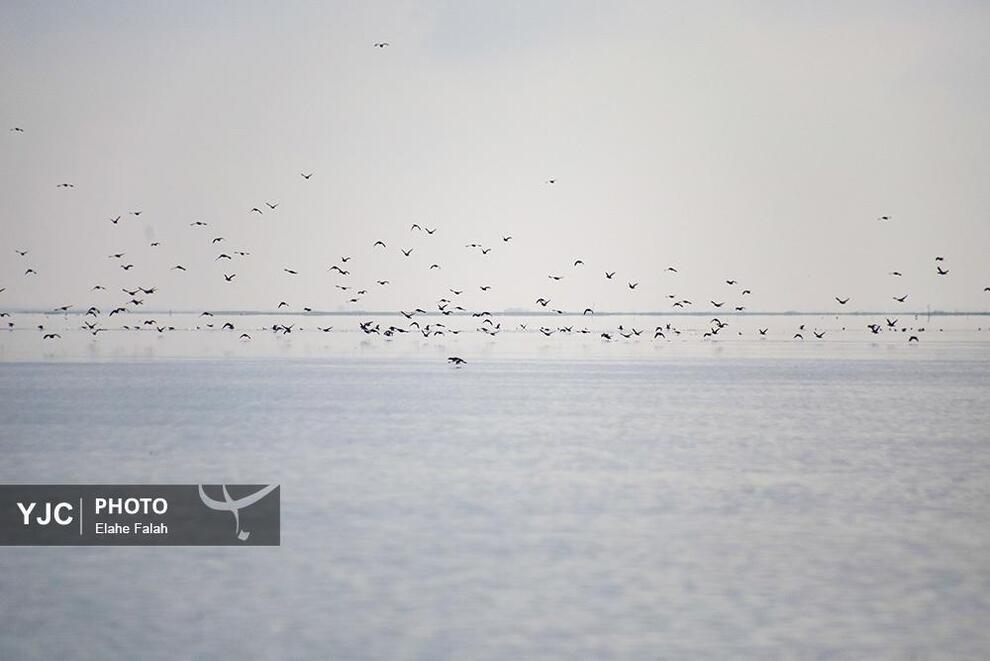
[{"xmin": 1, "ymin": 315, "xmax": 989, "ymax": 659}]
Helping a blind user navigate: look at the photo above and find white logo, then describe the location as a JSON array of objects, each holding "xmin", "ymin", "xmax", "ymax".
[{"xmin": 198, "ymin": 484, "xmax": 278, "ymax": 541}]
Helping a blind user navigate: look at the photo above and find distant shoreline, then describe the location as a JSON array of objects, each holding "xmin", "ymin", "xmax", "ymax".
[{"xmin": 4, "ymin": 308, "xmax": 990, "ymax": 317}]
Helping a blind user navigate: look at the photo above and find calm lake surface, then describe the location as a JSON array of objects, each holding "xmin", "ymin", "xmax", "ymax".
[{"xmin": 1, "ymin": 314, "xmax": 989, "ymax": 659}]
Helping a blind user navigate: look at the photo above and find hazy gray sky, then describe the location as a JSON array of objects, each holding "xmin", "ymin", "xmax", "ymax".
[{"xmin": 2, "ymin": 1, "xmax": 989, "ymax": 312}]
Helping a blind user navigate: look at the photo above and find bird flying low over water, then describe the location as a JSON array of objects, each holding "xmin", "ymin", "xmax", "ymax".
[
  {"xmin": 447, "ymin": 356, "xmax": 466, "ymax": 366},
  {"xmin": 835, "ymin": 297, "xmax": 850, "ymax": 305}
]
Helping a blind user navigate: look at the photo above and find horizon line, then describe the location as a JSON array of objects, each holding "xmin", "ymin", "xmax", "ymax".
[{"xmin": 5, "ymin": 308, "xmax": 990, "ymax": 317}]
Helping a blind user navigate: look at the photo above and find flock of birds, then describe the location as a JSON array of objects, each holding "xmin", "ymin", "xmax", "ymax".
[{"xmin": 5, "ymin": 81, "xmax": 990, "ymax": 367}]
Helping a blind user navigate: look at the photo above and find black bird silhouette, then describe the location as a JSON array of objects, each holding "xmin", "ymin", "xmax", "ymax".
[
  {"xmin": 814, "ymin": 331, "xmax": 825, "ymax": 339},
  {"xmin": 401, "ymin": 248, "xmax": 413, "ymax": 257},
  {"xmin": 373, "ymin": 241, "xmax": 386, "ymax": 248},
  {"xmin": 605, "ymin": 272, "xmax": 615, "ymax": 279},
  {"xmin": 890, "ymin": 271, "xmax": 902, "ymax": 276},
  {"xmin": 284, "ymin": 268, "xmax": 299, "ymax": 275},
  {"xmin": 266, "ymin": 202, "xmax": 279, "ymax": 210},
  {"xmin": 374, "ymin": 42, "xmax": 390, "ymax": 48},
  {"xmin": 574, "ymin": 260, "xmax": 584, "ymax": 266},
  {"xmin": 191, "ymin": 221, "xmax": 208, "ymax": 226},
  {"xmin": 239, "ymin": 333, "xmax": 251, "ymax": 340},
  {"xmin": 628, "ymin": 282, "xmax": 638, "ymax": 289},
  {"xmin": 835, "ymin": 297, "xmax": 850, "ymax": 305},
  {"xmin": 710, "ymin": 301, "xmax": 724, "ymax": 308},
  {"xmin": 251, "ymin": 207, "xmax": 263, "ymax": 214},
  {"xmin": 224, "ymin": 274, "xmax": 236, "ymax": 282},
  {"xmin": 479, "ymin": 286, "xmax": 491, "ymax": 291},
  {"xmin": 502, "ymin": 236, "xmax": 512, "ymax": 242},
  {"xmin": 15, "ymin": 249, "xmax": 28, "ymax": 256},
  {"xmin": 937, "ymin": 266, "xmax": 949, "ymax": 275},
  {"xmin": 172, "ymin": 265, "xmax": 187, "ymax": 271},
  {"xmin": 10, "ymin": 127, "xmax": 24, "ymax": 132},
  {"xmin": 908, "ymin": 335, "xmax": 919, "ymax": 342},
  {"xmin": 448, "ymin": 356, "xmax": 466, "ymax": 366},
  {"xmin": 43, "ymin": 333, "xmax": 61, "ymax": 339},
  {"xmin": 893, "ymin": 295, "xmax": 908, "ymax": 303},
  {"xmin": 300, "ymin": 172, "xmax": 314, "ymax": 179},
  {"xmin": 758, "ymin": 329, "xmax": 768, "ymax": 336},
  {"xmin": 110, "ymin": 216, "xmax": 121, "ymax": 224},
  {"xmin": 726, "ymin": 280, "xmax": 737, "ymax": 285},
  {"xmin": 878, "ymin": 215, "xmax": 891, "ymax": 221}
]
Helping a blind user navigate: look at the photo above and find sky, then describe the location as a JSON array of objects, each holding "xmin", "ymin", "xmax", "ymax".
[{"xmin": 1, "ymin": 0, "xmax": 989, "ymax": 313}]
